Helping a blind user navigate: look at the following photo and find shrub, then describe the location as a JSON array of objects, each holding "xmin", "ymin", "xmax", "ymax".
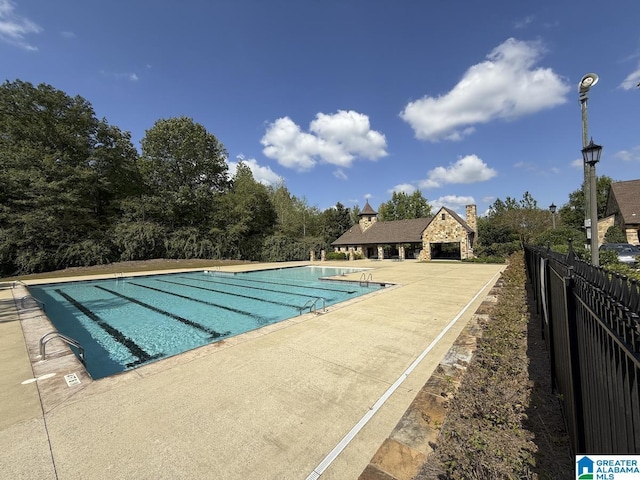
[
  {"xmin": 474, "ymin": 241, "xmax": 521, "ymax": 258},
  {"xmin": 325, "ymin": 251, "xmax": 347, "ymax": 261},
  {"xmin": 463, "ymin": 256, "xmax": 506, "ymax": 264},
  {"xmin": 604, "ymin": 225, "xmax": 628, "ymax": 244},
  {"xmin": 431, "ymin": 252, "xmax": 537, "ymax": 478}
]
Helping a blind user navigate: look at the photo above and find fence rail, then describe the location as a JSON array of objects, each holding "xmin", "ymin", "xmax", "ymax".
[{"xmin": 524, "ymin": 245, "xmax": 640, "ymax": 455}]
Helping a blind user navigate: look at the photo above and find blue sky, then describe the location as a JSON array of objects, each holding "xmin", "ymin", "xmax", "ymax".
[{"xmin": 2, "ymin": 0, "xmax": 639, "ymax": 216}]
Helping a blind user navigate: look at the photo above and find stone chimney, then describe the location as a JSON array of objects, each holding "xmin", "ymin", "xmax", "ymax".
[{"xmin": 465, "ymin": 205, "xmax": 477, "ymax": 236}]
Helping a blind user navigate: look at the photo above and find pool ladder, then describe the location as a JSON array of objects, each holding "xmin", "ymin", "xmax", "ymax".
[
  {"xmin": 299, "ymin": 297, "xmax": 326, "ymax": 315},
  {"xmin": 39, "ymin": 331, "xmax": 86, "ymax": 365},
  {"xmin": 359, "ymin": 272, "xmax": 373, "ymax": 287}
]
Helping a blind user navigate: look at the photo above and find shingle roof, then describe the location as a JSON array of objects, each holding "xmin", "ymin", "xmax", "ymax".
[
  {"xmin": 611, "ymin": 180, "xmax": 640, "ymax": 225},
  {"xmin": 332, "ymin": 217, "xmax": 432, "ymax": 246},
  {"xmin": 359, "ymin": 201, "xmax": 377, "ymax": 216}
]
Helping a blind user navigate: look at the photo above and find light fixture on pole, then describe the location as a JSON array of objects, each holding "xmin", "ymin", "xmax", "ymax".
[
  {"xmin": 581, "ymin": 138, "xmax": 603, "ymax": 266},
  {"xmin": 579, "ymin": 73, "xmax": 599, "ymax": 250},
  {"xmin": 549, "ymin": 203, "xmax": 557, "ymax": 229}
]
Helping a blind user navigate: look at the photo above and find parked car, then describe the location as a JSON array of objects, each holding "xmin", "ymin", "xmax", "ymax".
[{"xmin": 599, "ymin": 243, "xmax": 640, "ymax": 266}]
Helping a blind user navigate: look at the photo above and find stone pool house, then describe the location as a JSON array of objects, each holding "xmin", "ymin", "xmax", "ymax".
[{"xmin": 331, "ymin": 201, "xmax": 477, "ymax": 261}]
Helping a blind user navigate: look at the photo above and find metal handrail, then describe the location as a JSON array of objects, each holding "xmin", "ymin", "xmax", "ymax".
[
  {"xmin": 299, "ymin": 297, "xmax": 326, "ymax": 315},
  {"xmin": 359, "ymin": 273, "xmax": 373, "ymax": 287},
  {"xmin": 39, "ymin": 332, "xmax": 86, "ymax": 365},
  {"xmin": 21, "ymin": 295, "xmax": 46, "ymax": 311}
]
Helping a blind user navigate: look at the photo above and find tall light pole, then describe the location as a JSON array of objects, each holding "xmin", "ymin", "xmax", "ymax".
[
  {"xmin": 579, "ymin": 73, "xmax": 599, "ymax": 250},
  {"xmin": 549, "ymin": 203, "xmax": 557, "ymax": 229},
  {"xmin": 582, "ymin": 139, "xmax": 603, "ymax": 266}
]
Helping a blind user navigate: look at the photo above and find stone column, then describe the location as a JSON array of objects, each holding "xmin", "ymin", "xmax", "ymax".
[
  {"xmin": 321, "ymin": 249, "xmax": 326, "ymax": 261},
  {"xmin": 310, "ymin": 250, "xmax": 315, "ymax": 262},
  {"xmin": 349, "ymin": 248, "xmax": 355, "ymax": 261},
  {"xmin": 399, "ymin": 245, "xmax": 405, "ymax": 260},
  {"xmin": 377, "ymin": 246, "xmax": 384, "ymax": 260}
]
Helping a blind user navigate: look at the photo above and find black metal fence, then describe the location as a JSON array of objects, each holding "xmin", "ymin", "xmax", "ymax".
[{"xmin": 524, "ymin": 245, "xmax": 640, "ymax": 454}]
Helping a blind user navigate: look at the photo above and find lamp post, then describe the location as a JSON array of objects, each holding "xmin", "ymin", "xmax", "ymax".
[
  {"xmin": 579, "ymin": 73, "xmax": 599, "ymax": 249},
  {"xmin": 582, "ymin": 138, "xmax": 603, "ymax": 266},
  {"xmin": 549, "ymin": 203, "xmax": 557, "ymax": 229}
]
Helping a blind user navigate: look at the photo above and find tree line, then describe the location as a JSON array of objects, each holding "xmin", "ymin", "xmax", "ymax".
[{"xmin": 0, "ymin": 80, "xmax": 363, "ymax": 276}]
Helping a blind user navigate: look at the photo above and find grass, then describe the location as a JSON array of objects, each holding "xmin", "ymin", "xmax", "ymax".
[{"xmin": 1, "ymin": 258, "xmax": 252, "ymax": 282}]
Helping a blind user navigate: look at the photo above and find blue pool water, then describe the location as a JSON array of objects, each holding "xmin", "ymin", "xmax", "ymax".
[{"xmin": 28, "ymin": 266, "xmax": 378, "ymax": 379}]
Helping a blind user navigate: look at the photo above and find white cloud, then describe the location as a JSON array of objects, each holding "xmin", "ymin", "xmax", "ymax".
[
  {"xmin": 430, "ymin": 195, "xmax": 476, "ymax": 212},
  {"xmin": 333, "ymin": 169, "xmax": 348, "ymax": 180},
  {"xmin": 100, "ymin": 70, "xmax": 140, "ymax": 82},
  {"xmin": 571, "ymin": 158, "xmax": 584, "ymax": 168},
  {"xmin": 615, "ymin": 146, "xmax": 640, "ymax": 162},
  {"xmin": 482, "ymin": 196, "xmax": 495, "ymax": 204},
  {"xmin": 514, "ymin": 15, "xmax": 535, "ymax": 29},
  {"xmin": 261, "ymin": 110, "xmax": 388, "ymax": 171},
  {"xmin": 620, "ymin": 66, "xmax": 640, "ymax": 90},
  {"xmin": 400, "ymin": 38, "xmax": 570, "ymax": 142},
  {"xmin": 0, "ymin": 0, "xmax": 41, "ymax": 50},
  {"xmin": 227, "ymin": 155, "xmax": 283, "ymax": 186},
  {"xmin": 388, "ymin": 183, "xmax": 417, "ymax": 195},
  {"xmin": 419, "ymin": 154, "xmax": 497, "ymax": 189}
]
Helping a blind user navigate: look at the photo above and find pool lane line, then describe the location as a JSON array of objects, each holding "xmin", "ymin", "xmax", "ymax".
[
  {"xmin": 304, "ymin": 269, "xmax": 503, "ymax": 480},
  {"xmin": 194, "ymin": 274, "xmax": 359, "ymax": 294},
  {"xmin": 156, "ymin": 279, "xmax": 306, "ymax": 310},
  {"xmin": 55, "ymin": 289, "xmax": 159, "ymax": 367},
  {"xmin": 175, "ymin": 276, "xmax": 348, "ymax": 299},
  {"xmin": 128, "ymin": 281, "xmax": 270, "ymax": 322},
  {"xmin": 95, "ymin": 286, "xmax": 227, "ymax": 339}
]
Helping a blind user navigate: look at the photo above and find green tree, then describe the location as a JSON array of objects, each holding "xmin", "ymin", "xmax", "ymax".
[
  {"xmin": 349, "ymin": 204, "xmax": 361, "ymax": 226},
  {"xmin": 604, "ymin": 225, "xmax": 627, "ymax": 244},
  {"xmin": 138, "ymin": 116, "xmax": 230, "ymax": 231},
  {"xmin": 267, "ymin": 183, "xmax": 322, "ymax": 239},
  {"xmin": 139, "ymin": 116, "xmax": 229, "ymax": 193},
  {"xmin": 0, "ymin": 80, "xmax": 140, "ymax": 275},
  {"xmin": 378, "ymin": 191, "xmax": 432, "ymax": 221},
  {"xmin": 219, "ymin": 163, "xmax": 276, "ymax": 259},
  {"xmin": 485, "ymin": 192, "xmax": 549, "ymax": 248},
  {"xmin": 320, "ymin": 202, "xmax": 353, "ymax": 246},
  {"xmin": 558, "ymin": 176, "xmax": 613, "ymax": 230}
]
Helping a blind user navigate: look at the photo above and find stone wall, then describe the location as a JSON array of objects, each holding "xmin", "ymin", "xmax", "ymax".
[
  {"xmin": 359, "ymin": 214, "xmax": 377, "ymax": 232},
  {"xmin": 597, "ymin": 215, "xmax": 615, "ymax": 245}
]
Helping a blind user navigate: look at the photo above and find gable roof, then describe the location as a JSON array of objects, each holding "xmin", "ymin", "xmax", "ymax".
[
  {"xmin": 610, "ymin": 179, "xmax": 640, "ymax": 225},
  {"xmin": 332, "ymin": 217, "xmax": 432, "ymax": 246}
]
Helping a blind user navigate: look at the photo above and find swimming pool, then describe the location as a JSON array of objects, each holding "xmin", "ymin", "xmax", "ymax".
[{"xmin": 28, "ymin": 266, "xmax": 379, "ymax": 379}]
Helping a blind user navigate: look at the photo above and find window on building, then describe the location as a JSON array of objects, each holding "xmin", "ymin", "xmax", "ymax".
[{"xmin": 441, "ymin": 213, "xmax": 445, "ymax": 220}]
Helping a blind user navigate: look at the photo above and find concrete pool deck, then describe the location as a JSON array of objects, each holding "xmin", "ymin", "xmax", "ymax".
[{"xmin": 1, "ymin": 260, "xmax": 504, "ymax": 479}]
